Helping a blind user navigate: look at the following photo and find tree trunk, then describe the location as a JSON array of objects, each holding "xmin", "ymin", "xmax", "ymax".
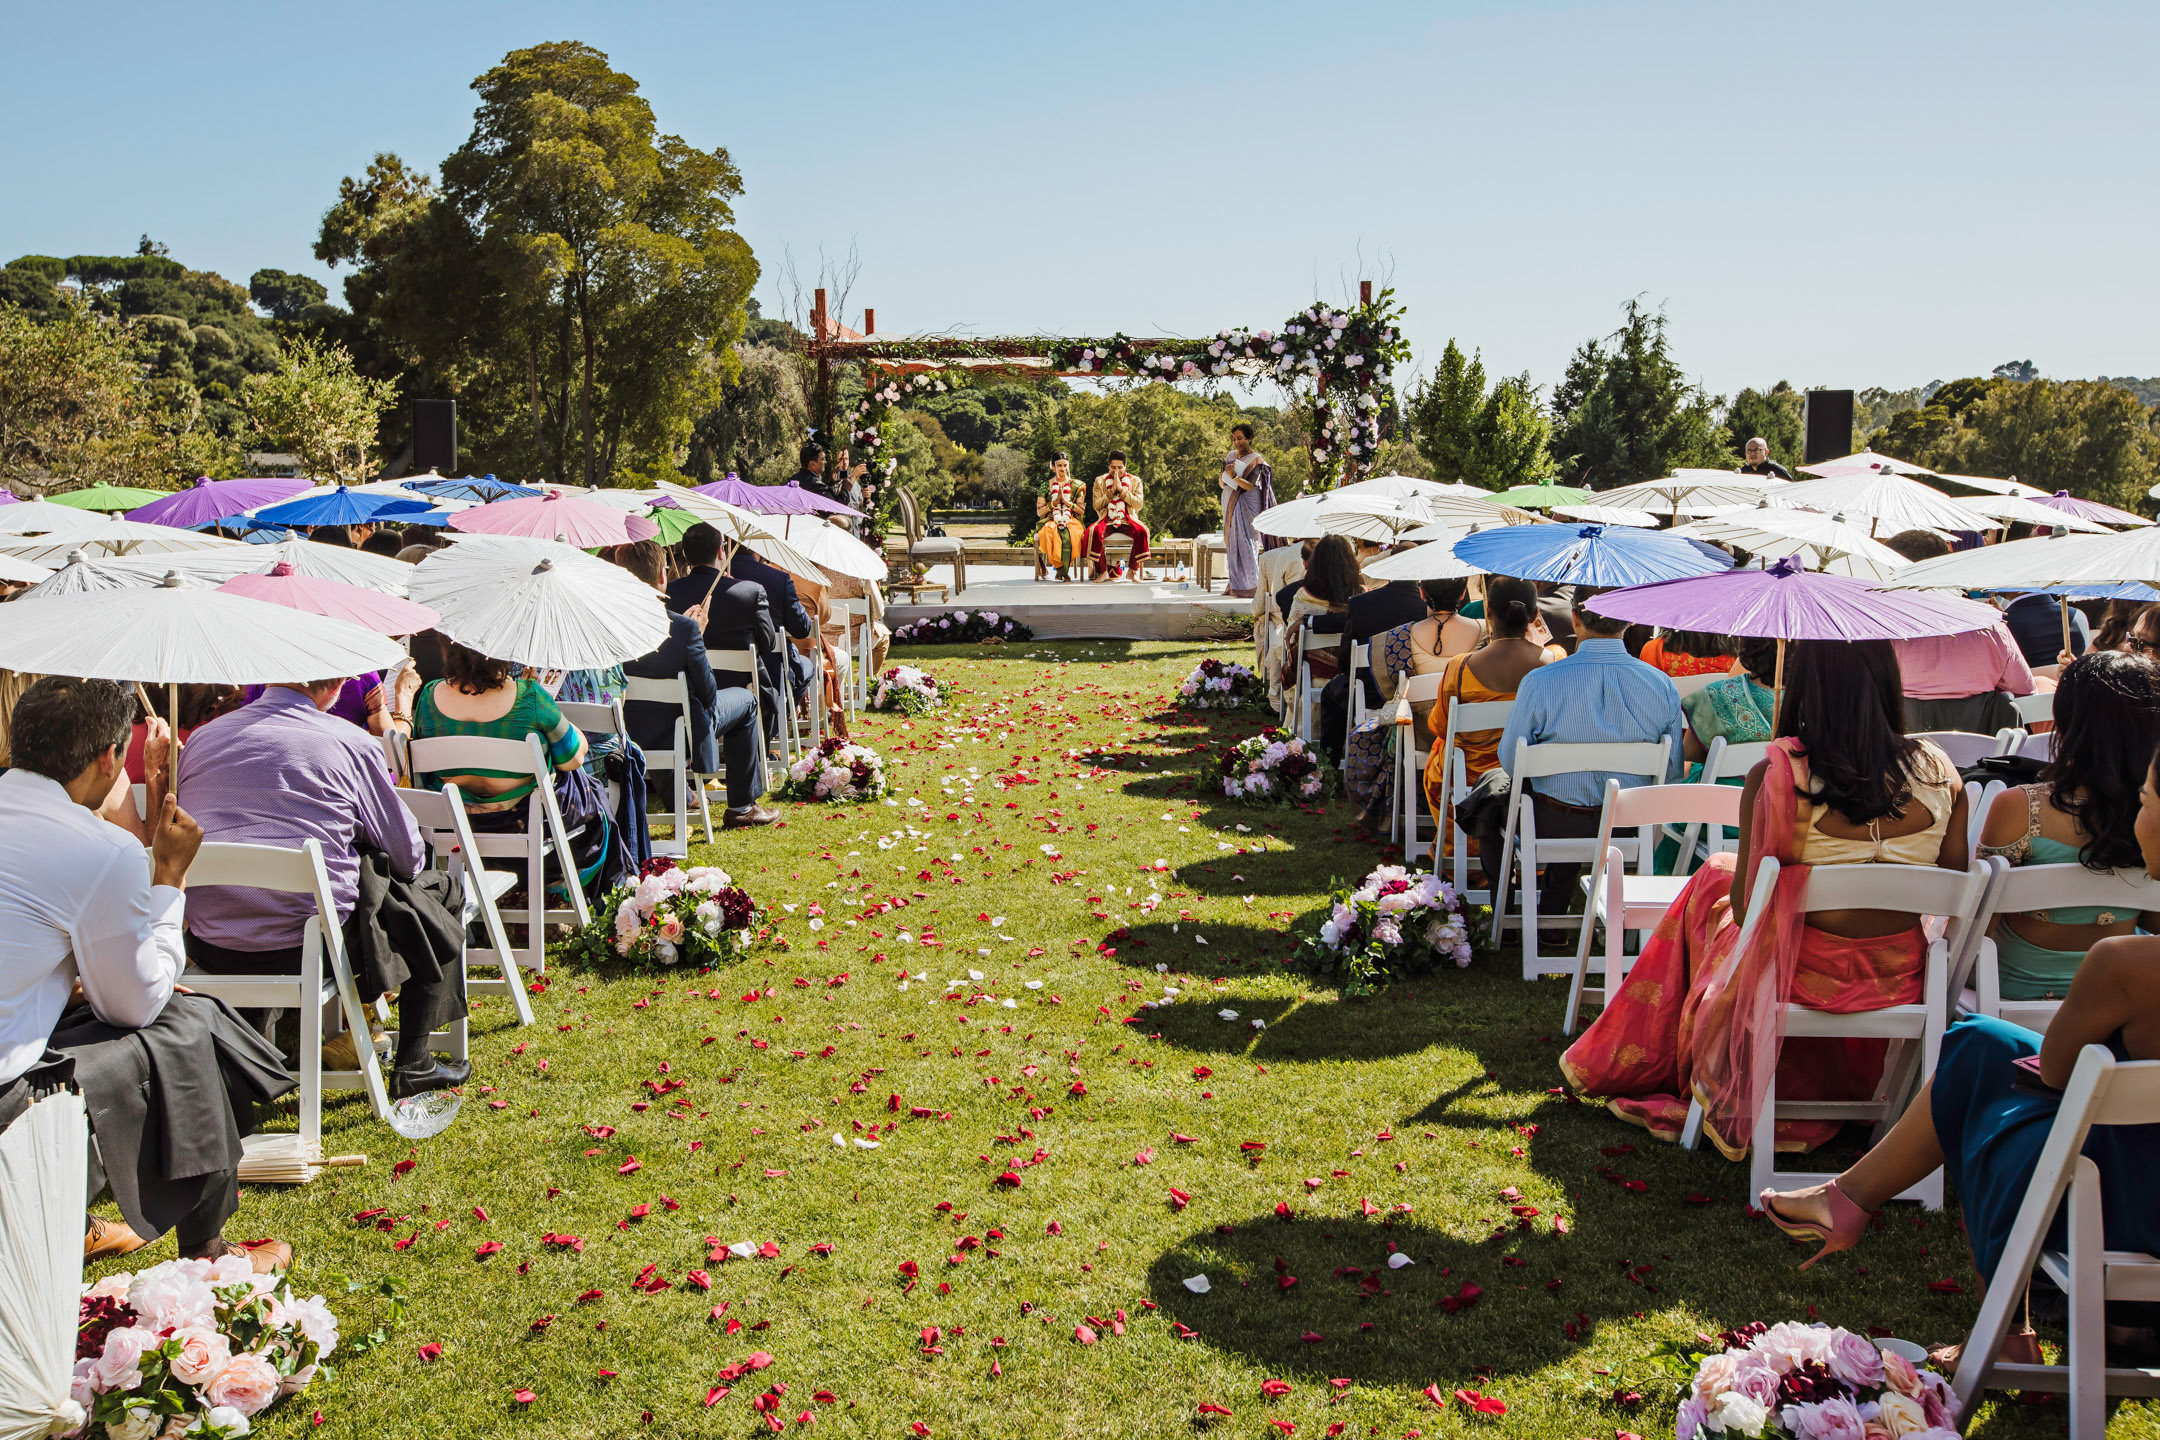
[
  {"xmin": 527, "ymin": 344, "xmax": 553, "ymax": 476},
  {"xmin": 576, "ymin": 274, "xmax": 596, "ymax": 488}
]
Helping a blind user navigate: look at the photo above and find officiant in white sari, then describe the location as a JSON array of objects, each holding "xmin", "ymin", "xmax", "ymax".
[{"xmin": 1220, "ymin": 422, "xmax": 1279, "ymax": 599}]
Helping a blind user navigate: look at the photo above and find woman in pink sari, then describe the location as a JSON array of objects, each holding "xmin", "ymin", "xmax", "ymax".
[{"xmin": 1559, "ymin": 640, "xmax": 1969, "ymax": 1159}]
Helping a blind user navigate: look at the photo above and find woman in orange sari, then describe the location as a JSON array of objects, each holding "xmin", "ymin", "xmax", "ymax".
[{"xmin": 1559, "ymin": 640, "xmax": 1969, "ymax": 1159}]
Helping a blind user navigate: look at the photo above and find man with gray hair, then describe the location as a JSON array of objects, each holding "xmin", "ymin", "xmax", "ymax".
[{"xmin": 1739, "ymin": 437, "xmax": 1795, "ymax": 481}]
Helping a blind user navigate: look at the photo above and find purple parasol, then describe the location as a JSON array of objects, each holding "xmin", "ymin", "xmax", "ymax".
[
  {"xmin": 2029, "ymin": 490, "xmax": 2150, "ymax": 529},
  {"xmin": 691, "ymin": 476, "xmax": 862, "ymax": 518},
  {"xmin": 1584, "ymin": 555, "xmax": 1998, "ymax": 642},
  {"xmin": 126, "ymin": 475, "xmax": 312, "ymax": 529}
]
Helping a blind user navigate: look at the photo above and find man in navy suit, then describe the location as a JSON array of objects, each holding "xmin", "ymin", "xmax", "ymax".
[
  {"xmin": 666, "ymin": 523, "xmax": 782, "ymax": 739},
  {"xmin": 617, "ymin": 544, "xmax": 773, "ymax": 828},
  {"xmin": 728, "ymin": 535, "xmax": 817, "ymax": 709},
  {"xmin": 1317, "ymin": 546, "xmax": 1428, "ymax": 760}
]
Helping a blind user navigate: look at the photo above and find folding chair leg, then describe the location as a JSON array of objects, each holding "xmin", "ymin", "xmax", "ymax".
[
  {"xmin": 1748, "ymin": 1072, "xmax": 1778, "ymax": 1200},
  {"xmin": 299, "ymin": 946, "xmax": 323, "ymax": 1154},
  {"xmin": 695, "ymin": 777, "xmax": 715, "ymax": 845},
  {"xmin": 1678, "ymin": 1098, "xmax": 1705, "ymax": 1151},
  {"xmin": 2066, "ymin": 1157, "xmax": 2107, "ymax": 1440}
]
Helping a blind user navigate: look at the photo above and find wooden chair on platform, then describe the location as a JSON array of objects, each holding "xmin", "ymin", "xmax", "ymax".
[{"xmin": 892, "ymin": 487, "xmax": 961, "ymax": 599}]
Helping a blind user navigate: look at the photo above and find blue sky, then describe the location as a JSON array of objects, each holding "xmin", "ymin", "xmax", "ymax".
[{"xmin": 5, "ymin": 1, "xmax": 2155, "ymax": 398}]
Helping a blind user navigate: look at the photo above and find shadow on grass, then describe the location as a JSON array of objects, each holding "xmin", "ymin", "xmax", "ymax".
[
  {"xmin": 1144, "ymin": 1210, "xmax": 1646, "ymax": 1386},
  {"xmin": 1139, "ymin": 987, "xmax": 1459, "ymax": 1062}
]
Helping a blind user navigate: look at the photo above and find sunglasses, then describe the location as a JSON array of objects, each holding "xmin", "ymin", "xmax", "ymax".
[{"xmin": 2127, "ymin": 636, "xmax": 2159, "ymax": 655}]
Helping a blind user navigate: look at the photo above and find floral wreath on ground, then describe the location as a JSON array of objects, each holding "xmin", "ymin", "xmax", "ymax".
[
  {"xmin": 777, "ymin": 736, "xmax": 889, "ymax": 803},
  {"xmin": 564, "ymin": 856, "xmax": 760, "ymax": 969},
  {"xmin": 1659, "ymin": 1320, "xmax": 1960, "ymax": 1440},
  {"xmin": 1301, "ymin": 864, "xmax": 1472, "ymax": 992},
  {"xmin": 890, "ymin": 609, "xmax": 1033, "ymax": 645},
  {"xmin": 869, "ymin": 664, "xmax": 948, "ymax": 716},
  {"xmin": 1173, "ymin": 657, "xmax": 1266, "ymax": 711},
  {"xmin": 1044, "ymin": 291, "xmax": 1412, "ymax": 487},
  {"xmin": 74, "ymin": 1254, "xmax": 340, "ymax": 1440},
  {"xmin": 1218, "ymin": 729, "xmax": 1334, "ymax": 806}
]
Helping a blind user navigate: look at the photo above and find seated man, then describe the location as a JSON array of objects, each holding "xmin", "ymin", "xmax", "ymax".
[
  {"xmin": 1883, "ymin": 529, "xmax": 2035, "ymax": 732},
  {"xmin": 178, "ymin": 676, "xmax": 469, "ymax": 1099},
  {"xmin": 1086, "ymin": 453, "xmax": 1151, "ymax": 581},
  {"xmin": 1476, "ymin": 594, "xmax": 1684, "ymax": 925},
  {"xmin": 729, "ymin": 533, "xmax": 818, "ymax": 709},
  {"xmin": 0, "ymin": 678, "xmax": 295, "ymax": 1270},
  {"xmin": 614, "ymin": 542, "xmax": 776, "ymax": 829},
  {"xmin": 668, "ymin": 522, "xmax": 783, "ymax": 737}
]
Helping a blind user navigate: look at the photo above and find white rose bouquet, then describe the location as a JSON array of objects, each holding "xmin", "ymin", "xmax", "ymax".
[
  {"xmin": 1301, "ymin": 864, "xmax": 1472, "ymax": 992},
  {"xmin": 868, "ymin": 664, "xmax": 947, "ymax": 716},
  {"xmin": 1667, "ymin": 1321, "xmax": 1960, "ymax": 1440},
  {"xmin": 777, "ymin": 736, "xmax": 889, "ymax": 803},
  {"xmin": 567, "ymin": 857, "xmax": 760, "ymax": 969},
  {"xmin": 1173, "ymin": 657, "xmax": 1265, "ymax": 711}
]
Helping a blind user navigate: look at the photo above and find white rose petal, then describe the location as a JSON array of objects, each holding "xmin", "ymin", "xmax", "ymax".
[
  {"xmin": 1025, "ymin": 980, "xmax": 1043, "ymax": 990},
  {"xmin": 1182, "ymin": 1274, "xmax": 1212, "ymax": 1294},
  {"xmin": 1387, "ymin": 1253, "xmax": 1413, "ymax": 1269},
  {"xmin": 1218, "ymin": 1009, "xmax": 1240, "ymax": 1021},
  {"xmin": 728, "ymin": 1241, "xmax": 758, "ymax": 1258}
]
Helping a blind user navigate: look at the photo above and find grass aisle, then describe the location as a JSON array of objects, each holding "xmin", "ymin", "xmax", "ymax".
[{"xmin": 109, "ymin": 640, "xmax": 2155, "ymax": 1438}]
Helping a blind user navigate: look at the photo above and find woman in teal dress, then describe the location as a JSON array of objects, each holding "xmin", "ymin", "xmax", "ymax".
[
  {"xmin": 1975, "ymin": 651, "xmax": 2160, "ymax": 1000},
  {"xmin": 1759, "ymin": 727, "xmax": 2160, "ymax": 1365},
  {"xmin": 1678, "ymin": 636, "xmax": 1777, "ymax": 781}
]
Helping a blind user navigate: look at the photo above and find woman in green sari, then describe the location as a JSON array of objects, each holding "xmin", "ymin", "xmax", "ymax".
[{"xmin": 1681, "ymin": 636, "xmax": 1779, "ymax": 781}]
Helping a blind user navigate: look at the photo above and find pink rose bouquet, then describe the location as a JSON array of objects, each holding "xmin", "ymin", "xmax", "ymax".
[
  {"xmin": 1174, "ymin": 658, "xmax": 1265, "ymax": 711},
  {"xmin": 1218, "ymin": 729, "xmax": 1333, "ymax": 806},
  {"xmin": 1301, "ymin": 863, "xmax": 1473, "ymax": 992},
  {"xmin": 1670, "ymin": 1321, "xmax": 1959, "ymax": 1440},
  {"xmin": 72, "ymin": 1256, "xmax": 336, "ymax": 1439},
  {"xmin": 570, "ymin": 856, "xmax": 760, "ymax": 970},
  {"xmin": 777, "ymin": 736, "xmax": 888, "ymax": 803},
  {"xmin": 868, "ymin": 665, "xmax": 947, "ymax": 717}
]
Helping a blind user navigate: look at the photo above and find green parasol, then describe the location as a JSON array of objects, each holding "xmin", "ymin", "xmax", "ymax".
[
  {"xmin": 1487, "ymin": 482, "xmax": 1591, "ymax": 510},
  {"xmin": 47, "ymin": 484, "xmax": 169, "ymax": 512},
  {"xmin": 646, "ymin": 503, "xmax": 703, "ymax": 545}
]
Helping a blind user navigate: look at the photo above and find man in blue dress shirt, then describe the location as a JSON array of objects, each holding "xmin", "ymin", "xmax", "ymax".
[{"xmin": 1478, "ymin": 594, "xmax": 1684, "ymax": 923}]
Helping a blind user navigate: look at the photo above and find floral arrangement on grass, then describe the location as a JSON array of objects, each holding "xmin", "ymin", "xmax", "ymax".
[
  {"xmin": 869, "ymin": 664, "xmax": 947, "ymax": 716},
  {"xmin": 1218, "ymin": 729, "xmax": 1333, "ymax": 805},
  {"xmin": 1173, "ymin": 657, "xmax": 1265, "ymax": 711},
  {"xmin": 73, "ymin": 1254, "xmax": 338, "ymax": 1440},
  {"xmin": 566, "ymin": 857, "xmax": 760, "ymax": 969},
  {"xmin": 777, "ymin": 736, "xmax": 889, "ymax": 803},
  {"xmin": 1660, "ymin": 1321, "xmax": 1960, "ymax": 1440},
  {"xmin": 1302, "ymin": 864, "xmax": 1472, "ymax": 991},
  {"xmin": 891, "ymin": 609, "xmax": 1033, "ymax": 645}
]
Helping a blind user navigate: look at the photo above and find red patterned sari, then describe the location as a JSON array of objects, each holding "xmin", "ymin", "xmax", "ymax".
[{"xmin": 1557, "ymin": 738, "xmax": 1926, "ymax": 1158}]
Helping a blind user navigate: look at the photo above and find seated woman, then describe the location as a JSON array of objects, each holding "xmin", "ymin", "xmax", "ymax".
[
  {"xmin": 1419, "ymin": 577, "xmax": 1561, "ymax": 877},
  {"xmin": 1345, "ymin": 577, "xmax": 1483, "ymax": 822},
  {"xmin": 1640, "ymin": 628, "xmax": 1739, "ymax": 679},
  {"xmin": 1560, "ymin": 639, "xmax": 1969, "ymax": 1157},
  {"xmin": 1680, "ymin": 636, "xmax": 1779, "ymax": 779},
  {"xmin": 1975, "ymin": 649, "xmax": 2160, "ymax": 1001},
  {"xmin": 411, "ymin": 640, "xmax": 588, "ymax": 817},
  {"xmin": 1270, "ymin": 535, "xmax": 1361, "ymax": 705},
  {"xmin": 1758, "ymin": 738, "xmax": 2160, "ymax": 1365}
]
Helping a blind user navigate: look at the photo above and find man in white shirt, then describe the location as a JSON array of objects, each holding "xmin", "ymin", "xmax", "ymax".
[{"xmin": 0, "ymin": 677, "xmax": 294, "ymax": 1271}]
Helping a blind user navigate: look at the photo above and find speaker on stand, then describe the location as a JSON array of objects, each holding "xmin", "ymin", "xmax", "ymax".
[
  {"xmin": 412, "ymin": 399, "xmax": 457, "ymax": 475},
  {"xmin": 1802, "ymin": 390, "xmax": 1854, "ymax": 465}
]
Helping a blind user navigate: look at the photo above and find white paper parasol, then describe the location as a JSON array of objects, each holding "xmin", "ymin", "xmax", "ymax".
[
  {"xmin": 0, "ymin": 519, "xmax": 244, "ymax": 564},
  {"xmin": 1797, "ymin": 449, "xmax": 1937, "ymax": 478},
  {"xmin": 1772, "ymin": 471, "xmax": 1981, "ymax": 536},
  {"xmin": 410, "ymin": 536, "xmax": 669, "ymax": 670},
  {"xmin": 1265, "ymin": 488, "xmax": 1532, "ymax": 541},
  {"xmin": 1673, "ymin": 505, "xmax": 1912, "ymax": 575},
  {"xmin": 1361, "ymin": 533, "xmax": 1484, "ymax": 581},
  {"xmin": 0, "ymin": 501, "xmax": 115, "ymax": 537},
  {"xmin": 1953, "ymin": 495, "xmax": 2111, "ymax": 534},
  {"xmin": 1878, "ymin": 526, "xmax": 2160, "ymax": 592},
  {"xmin": 1587, "ymin": 474, "xmax": 1778, "ymax": 514},
  {"xmin": 0, "ymin": 555, "xmax": 53, "ymax": 585},
  {"xmin": 768, "ymin": 515, "xmax": 887, "ymax": 581},
  {"xmin": 1552, "ymin": 503, "xmax": 1660, "ymax": 528},
  {"xmin": 0, "ymin": 1091, "xmax": 88, "ymax": 1440}
]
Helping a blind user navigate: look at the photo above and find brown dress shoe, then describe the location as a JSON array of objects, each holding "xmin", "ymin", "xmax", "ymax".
[
  {"xmin": 85, "ymin": 1216, "xmax": 147, "ymax": 1263},
  {"xmin": 722, "ymin": 804, "xmax": 778, "ymax": 829},
  {"xmin": 184, "ymin": 1237, "xmax": 293, "ymax": 1274}
]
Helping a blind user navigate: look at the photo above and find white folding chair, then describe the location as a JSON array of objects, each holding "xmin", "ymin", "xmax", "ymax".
[
  {"xmin": 707, "ymin": 647, "xmax": 768, "ymax": 798},
  {"xmin": 1963, "ymin": 778, "xmax": 2008, "ymax": 856},
  {"xmin": 1679, "ymin": 858, "xmax": 1988, "ymax": 1208},
  {"xmin": 1340, "ymin": 641, "xmax": 1371, "ymax": 773},
  {"xmin": 1491, "ymin": 737, "xmax": 1673, "ymax": 980},
  {"xmin": 1392, "ymin": 672, "xmax": 1446, "ymax": 861},
  {"xmin": 836, "ymin": 598, "xmax": 872, "ymax": 712},
  {"xmin": 1956, "ymin": 857, "xmax": 2160, "ymax": 1035},
  {"xmin": 179, "ymin": 839, "xmax": 391, "ymax": 1157},
  {"xmin": 621, "ymin": 675, "xmax": 716, "ymax": 854},
  {"xmin": 406, "ymin": 733, "xmax": 591, "ymax": 977},
  {"xmin": 1671, "ymin": 672, "xmax": 1727, "ymax": 700},
  {"xmin": 1912, "ymin": 729, "xmax": 2008, "ymax": 769},
  {"xmin": 2004, "ymin": 728, "xmax": 2055, "ymax": 763},
  {"xmin": 1949, "ymin": 1044, "xmax": 2160, "ymax": 1438},
  {"xmin": 395, "ymin": 781, "xmax": 535, "ymax": 1042},
  {"xmin": 1433, "ymin": 693, "xmax": 1518, "ymax": 899},
  {"xmin": 1289, "ymin": 620, "xmax": 1329, "ymax": 742},
  {"xmin": 557, "ymin": 698, "xmax": 629, "ymax": 816},
  {"xmin": 1563, "ymin": 778, "xmax": 1742, "ymax": 1036},
  {"xmin": 2010, "ymin": 690, "xmax": 2056, "ymax": 728},
  {"xmin": 1667, "ymin": 736, "xmax": 1770, "ymax": 868}
]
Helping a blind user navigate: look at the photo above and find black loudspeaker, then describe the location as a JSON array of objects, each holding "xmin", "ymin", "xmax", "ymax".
[
  {"xmin": 1802, "ymin": 389, "xmax": 1854, "ymax": 465},
  {"xmin": 412, "ymin": 399, "xmax": 457, "ymax": 473}
]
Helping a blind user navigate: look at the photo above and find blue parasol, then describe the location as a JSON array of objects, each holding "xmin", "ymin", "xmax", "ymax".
[
  {"xmin": 1452, "ymin": 523, "xmax": 1732, "ymax": 588},
  {"xmin": 407, "ymin": 474, "xmax": 541, "ymax": 503},
  {"xmin": 253, "ymin": 489, "xmax": 437, "ymax": 527}
]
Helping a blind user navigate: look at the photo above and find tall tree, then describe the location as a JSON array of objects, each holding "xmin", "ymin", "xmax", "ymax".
[
  {"xmin": 318, "ymin": 42, "xmax": 758, "ymax": 485},
  {"xmin": 0, "ymin": 300, "xmax": 162, "ymax": 488},
  {"xmin": 1949, "ymin": 380, "xmax": 2157, "ymax": 510},
  {"xmin": 1549, "ymin": 300, "xmax": 1729, "ymax": 485},
  {"xmin": 1405, "ymin": 340, "xmax": 1487, "ymax": 482}
]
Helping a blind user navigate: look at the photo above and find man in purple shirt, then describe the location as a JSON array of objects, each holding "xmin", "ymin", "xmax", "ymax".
[{"xmin": 178, "ymin": 679, "xmax": 467, "ymax": 1097}]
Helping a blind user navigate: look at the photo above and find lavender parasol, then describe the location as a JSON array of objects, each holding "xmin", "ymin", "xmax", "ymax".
[
  {"xmin": 691, "ymin": 476, "xmax": 861, "ymax": 518},
  {"xmin": 126, "ymin": 476, "xmax": 312, "ymax": 529}
]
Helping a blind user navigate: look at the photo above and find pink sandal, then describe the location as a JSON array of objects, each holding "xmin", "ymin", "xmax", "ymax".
[{"xmin": 1759, "ymin": 1179, "xmax": 1871, "ymax": 1271}]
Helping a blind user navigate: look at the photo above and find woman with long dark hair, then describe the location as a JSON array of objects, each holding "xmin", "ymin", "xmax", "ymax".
[
  {"xmin": 1974, "ymin": 650, "xmax": 2160, "ymax": 999},
  {"xmin": 1562, "ymin": 639, "xmax": 1970, "ymax": 1160},
  {"xmin": 1344, "ymin": 576, "xmax": 1484, "ymax": 823},
  {"xmin": 1419, "ymin": 576, "xmax": 1562, "ymax": 865},
  {"xmin": 1271, "ymin": 535, "xmax": 1361, "ymax": 699}
]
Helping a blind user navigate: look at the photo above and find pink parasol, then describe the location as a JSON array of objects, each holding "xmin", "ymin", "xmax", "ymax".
[
  {"xmin": 448, "ymin": 489, "xmax": 661, "ymax": 547},
  {"xmin": 126, "ymin": 475, "xmax": 311, "ymax": 529},
  {"xmin": 216, "ymin": 562, "xmax": 440, "ymax": 636},
  {"xmin": 2028, "ymin": 490, "xmax": 2149, "ymax": 529},
  {"xmin": 1586, "ymin": 555, "xmax": 2000, "ymax": 711}
]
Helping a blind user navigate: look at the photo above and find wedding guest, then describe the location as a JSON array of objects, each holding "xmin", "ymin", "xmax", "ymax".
[
  {"xmin": 1882, "ymin": 529, "xmax": 2035, "ymax": 732},
  {"xmin": 0, "ymin": 678, "xmax": 294, "ymax": 1270},
  {"xmin": 1033, "ymin": 454, "xmax": 1086, "ymax": 582},
  {"xmin": 1738, "ymin": 436, "xmax": 1795, "ymax": 482},
  {"xmin": 667, "ymin": 523, "xmax": 782, "ymax": 736}
]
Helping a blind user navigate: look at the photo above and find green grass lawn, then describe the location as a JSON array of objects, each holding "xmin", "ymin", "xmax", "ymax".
[{"xmin": 95, "ymin": 640, "xmax": 2160, "ymax": 1438}]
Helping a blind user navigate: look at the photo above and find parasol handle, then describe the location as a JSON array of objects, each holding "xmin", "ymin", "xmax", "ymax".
[
  {"xmin": 2061, "ymin": 596, "xmax": 2072, "ymax": 662},
  {"xmin": 1771, "ymin": 637, "xmax": 1786, "ymax": 736},
  {"xmin": 322, "ymin": 1154, "xmax": 367, "ymax": 1169}
]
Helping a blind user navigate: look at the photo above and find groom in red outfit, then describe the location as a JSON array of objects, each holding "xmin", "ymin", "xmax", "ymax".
[{"xmin": 1086, "ymin": 454, "xmax": 1150, "ymax": 582}]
